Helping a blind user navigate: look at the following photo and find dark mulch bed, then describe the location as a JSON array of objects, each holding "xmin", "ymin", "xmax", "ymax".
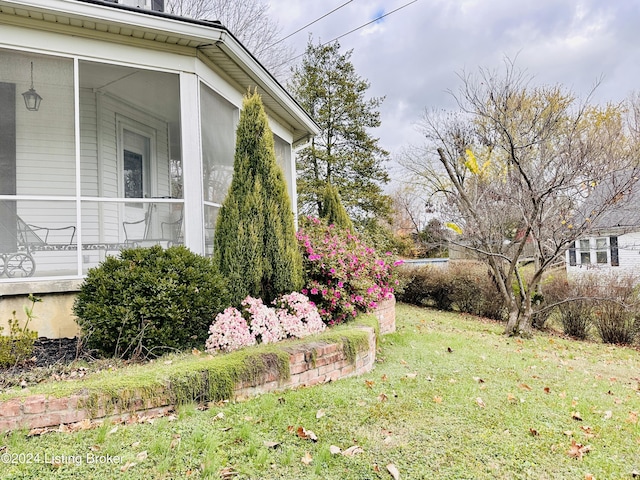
[{"xmin": 0, "ymin": 337, "xmax": 104, "ymax": 391}]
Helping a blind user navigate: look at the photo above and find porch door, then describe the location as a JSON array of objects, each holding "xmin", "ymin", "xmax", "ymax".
[
  {"xmin": 0, "ymin": 82, "xmax": 17, "ymax": 254},
  {"xmin": 122, "ymin": 128, "xmax": 153, "ymax": 239}
]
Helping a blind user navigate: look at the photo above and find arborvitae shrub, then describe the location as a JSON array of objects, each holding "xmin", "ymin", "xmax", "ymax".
[
  {"xmin": 74, "ymin": 245, "xmax": 229, "ymax": 359},
  {"xmin": 214, "ymin": 91, "xmax": 302, "ymax": 305},
  {"xmin": 319, "ymin": 182, "xmax": 353, "ymax": 230}
]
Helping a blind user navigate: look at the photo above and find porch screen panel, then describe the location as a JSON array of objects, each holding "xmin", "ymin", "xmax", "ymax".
[
  {"xmin": 0, "ymin": 49, "xmax": 76, "ymax": 197},
  {"xmin": 0, "ymin": 82, "xmax": 17, "ymax": 253},
  {"xmin": 200, "ymin": 84, "xmax": 237, "ymax": 204},
  {"xmin": 274, "ymin": 134, "xmax": 294, "ymax": 207}
]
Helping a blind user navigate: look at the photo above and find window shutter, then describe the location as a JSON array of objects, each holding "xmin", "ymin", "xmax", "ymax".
[
  {"xmin": 610, "ymin": 236, "xmax": 619, "ymax": 266},
  {"xmin": 568, "ymin": 243, "xmax": 576, "ymax": 266}
]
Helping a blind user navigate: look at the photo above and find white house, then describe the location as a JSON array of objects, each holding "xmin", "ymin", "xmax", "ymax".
[
  {"xmin": 0, "ymin": 0, "xmax": 318, "ymax": 336},
  {"xmin": 565, "ymin": 189, "xmax": 640, "ymax": 277}
]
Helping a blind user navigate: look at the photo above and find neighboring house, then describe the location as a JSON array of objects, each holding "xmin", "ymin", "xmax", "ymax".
[
  {"xmin": 0, "ymin": 0, "xmax": 318, "ymax": 336},
  {"xmin": 565, "ymin": 188, "xmax": 640, "ymax": 277}
]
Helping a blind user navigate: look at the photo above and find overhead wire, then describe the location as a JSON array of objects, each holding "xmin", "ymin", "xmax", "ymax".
[
  {"xmin": 279, "ymin": 0, "xmax": 419, "ymax": 66},
  {"xmin": 268, "ymin": 0, "xmax": 354, "ymax": 48}
]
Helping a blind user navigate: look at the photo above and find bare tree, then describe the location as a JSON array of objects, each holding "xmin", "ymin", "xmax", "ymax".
[
  {"xmin": 165, "ymin": 0, "xmax": 294, "ymax": 79},
  {"xmin": 402, "ymin": 60, "xmax": 640, "ymax": 336}
]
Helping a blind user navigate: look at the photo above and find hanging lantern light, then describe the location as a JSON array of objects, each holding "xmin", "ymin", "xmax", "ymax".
[{"xmin": 22, "ymin": 62, "xmax": 42, "ymax": 111}]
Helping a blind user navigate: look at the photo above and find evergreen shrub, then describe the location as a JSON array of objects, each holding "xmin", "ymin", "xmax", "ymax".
[
  {"xmin": 74, "ymin": 245, "xmax": 229, "ymax": 359},
  {"xmin": 213, "ymin": 91, "xmax": 302, "ymax": 306}
]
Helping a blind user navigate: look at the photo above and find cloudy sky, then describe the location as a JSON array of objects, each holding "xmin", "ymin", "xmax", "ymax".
[{"xmin": 266, "ymin": 0, "xmax": 640, "ymax": 179}]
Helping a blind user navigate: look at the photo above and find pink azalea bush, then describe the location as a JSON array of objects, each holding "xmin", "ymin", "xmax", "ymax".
[
  {"xmin": 205, "ymin": 293, "xmax": 325, "ymax": 353},
  {"xmin": 296, "ymin": 216, "xmax": 403, "ymax": 324},
  {"xmin": 204, "ymin": 306, "xmax": 256, "ymax": 353},
  {"xmin": 275, "ymin": 291, "xmax": 326, "ymax": 338},
  {"xmin": 242, "ymin": 296, "xmax": 283, "ymax": 344}
]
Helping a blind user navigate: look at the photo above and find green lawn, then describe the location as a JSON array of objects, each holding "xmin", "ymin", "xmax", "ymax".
[{"xmin": 2, "ymin": 303, "xmax": 639, "ymax": 479}]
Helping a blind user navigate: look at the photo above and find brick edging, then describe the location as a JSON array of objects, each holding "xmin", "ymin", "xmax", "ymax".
[{"xmin": 0, "ymin": 326, "xmax": 379, "ymax": 433}]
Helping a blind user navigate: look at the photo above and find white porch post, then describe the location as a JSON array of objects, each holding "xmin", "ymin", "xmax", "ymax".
[{"xmin": 180, "ymin": 72, "xmax": 204, "ymax": 254}]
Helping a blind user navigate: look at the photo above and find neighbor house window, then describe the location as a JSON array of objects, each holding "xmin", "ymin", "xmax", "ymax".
[
  {"xmin": 595, "ymin": 237, "xmax": 608, "ymax": 264},
  {"xmin": 579, "ymin": 239, "xmax": 591, "ymax": 264}
]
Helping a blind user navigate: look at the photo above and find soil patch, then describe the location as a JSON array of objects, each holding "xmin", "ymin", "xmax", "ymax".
[{"xmin": 0, "ymin": 337, "xmax": 103, "ymax": 391}]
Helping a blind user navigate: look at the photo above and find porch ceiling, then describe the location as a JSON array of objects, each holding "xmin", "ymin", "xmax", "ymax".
[{"xmin": 0, "ymin": 0, "xmax": 319, "ymax": 145}]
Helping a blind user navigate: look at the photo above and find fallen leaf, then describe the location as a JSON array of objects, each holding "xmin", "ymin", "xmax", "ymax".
[
  {"xmin": 263, "ymin": 441, "xmax": 280, "ymax": 449},
  {"xmin": 571, "ymin": 411, "xmax": 583, "ymax": 421},
  {"xmin": 387, "ymin": 463, "xmax": 401, "ymax": 479},
  {"xmin": 316, "ymin": 409, "xmax": 325, "ymax": 419},
  {"xmin": 476, "ymin": 397, "xmax": 486, "ymax": 408},
  {"xmin": 136, "ymin": 451, "xmax": 148, "ymax": 461},
  {"xmin": 473, "ymin": 377, "xmax": 485, "ymax": 383},
  {"xmin": 301, "ymin": 452, "xmax": 313, "ymax": 465},
  {"xmin": 567, "ymin": 439, "xmax": 591, "ymax": 459},
  {"xmin": 373, "ymin": 463, "xmax": 381, "ymax": 472},
  {"xmin": 628, "ymin": 412, "xmax": 638, "ymax": 424},
  {"xmin": 529, "ymin": 428, "xmax": 539, "ymax": 436},
  {"xmin": 433, "ymin": 396, "xmax": 443, "ymax": 404},
  {"xmin": 559, "ymin": 391, "xmax": 567, "ymax": 398},
  {"xmin": 120, "ymin": 461, "xmax": 137, "ymax": 472},
  {"xmin": 296, "ymin": 426, "xmax": 318, "ymax": 442},
  {"xmin": 519, "ymin": 383, "xmax": 532, "ymax": 391},
  {"xmin": 219, "ymin": 466, "xmax": 237, "ymax": 478},
  {"xmin": 213, "ymin": 412, "xmax": 225, "ymax": 421},
  {"xmin": 507, "ymin": 393, "xmax": 517, "ymax": 403},
  {"xmin": 329, "ymin": 445, "xmax": 342, "ymax": 455},
  {"xmin": 381, "ymin": 374, "xmax": 388, "ymax": 382},
  {"xmin": 192, "ymin": 348, "xmax": 201, "ymax": 356},
  {"xmin": 365, "ymin": 380, "xmax": 375, "ymax": 389},
  {"xmin": 580, "ymin": 426, "xmax": 593, "ymax": 435},
  {"xmin": 90, "ymin": 444, "xmax": 101, "ymax": 452},
  {"xmin": 585, "ymin": 474, "xmax": 594, "ymax": 480},
  {"xmin": 378, "ymin": 393, "xmax": 388, "ymax": 402},
  {"xmin": 342, "ymin": 445, "xmax": 364, "ymax": 457},
  {"xmin": 543, "ymin": 387, "xmax": 551, "ymax": 394},
  {"xmin": 400, "ymin": 359, "xmax": 408, "ymax": 365}
]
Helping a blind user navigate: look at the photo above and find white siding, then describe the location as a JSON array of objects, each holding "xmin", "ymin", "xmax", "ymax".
[{"xmin": 566, "ymin": 231, "xmax": 640, "ymax": 277}]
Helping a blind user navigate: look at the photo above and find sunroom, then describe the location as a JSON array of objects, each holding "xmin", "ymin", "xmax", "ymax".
[
  {"xmin": 0, "ymin": 0, "xmax": 317, "ymax": 335},
  {"xmin": 0, "ymin": 0, "xmax": 316, "ymax": 280}
]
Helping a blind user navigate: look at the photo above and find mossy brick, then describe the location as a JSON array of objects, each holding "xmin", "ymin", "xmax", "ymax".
[
  {"xmin": 46, "ymin": 396, "xmax": 69, "ymax": 412},
  {"xmin": 0, "ymin": 399, "xmax": 22, "ymax": 417},
  {"xmin": 23, "ymin": 395, "xmax": 47, "ymax": 414},
  {"xmin": 28, "ymin": 413, "xmax": 61, "ymax": 429}
]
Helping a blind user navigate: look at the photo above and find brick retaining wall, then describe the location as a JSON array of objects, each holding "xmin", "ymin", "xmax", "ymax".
[
  {"xmin": 374, "ymin": 295, "xmax": 396, "ymax": 334},
  {"xmin": 0, "ymin": 326, "xmax": 379, "ymax": 433}
]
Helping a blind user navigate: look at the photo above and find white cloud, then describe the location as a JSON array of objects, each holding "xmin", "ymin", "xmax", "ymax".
[{"xmin": 266, "ymin": 0, "xmax": 640, "ymax": 175}]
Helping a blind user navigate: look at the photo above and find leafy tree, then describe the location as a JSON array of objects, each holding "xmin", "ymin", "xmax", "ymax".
[
  {"xmin": 213, "ymin": 91, "xmax": 302, "ymax": 306},
  {"xmin": 319, "ymin": 182, "xmax": 353, "ymax": 230},
  {"xmin": 165, "ymin": 0, "xmax": 293, "ymax": 78},
  {"xmin": 401, "ymin": 60, "xmax": 640, "ymax": 336},
  {"xmin": 289, "ymin": 40, "xmax": 392, "ymax": 225}
]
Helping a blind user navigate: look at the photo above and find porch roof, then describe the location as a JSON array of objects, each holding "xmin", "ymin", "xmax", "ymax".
[{"xmin": 0, "ymin": 0, "xmax": 319, "ymax": 145}]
